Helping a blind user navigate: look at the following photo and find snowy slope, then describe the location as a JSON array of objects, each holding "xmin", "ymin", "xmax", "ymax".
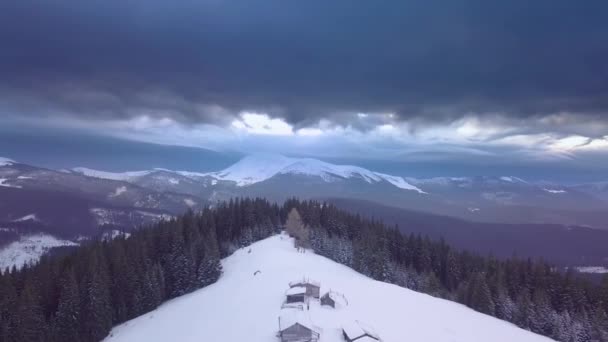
[
  {"xmin": 0, "ymin": 234, "xmax": 77, "ymax": 270},
  {"xmin": 106, "ymin": 234, "xmax": 553, "ymax": 342},
  {"xmin": 0, "ymin": 157, "xmax": 15, "ymax": 167},
  {"xmin": 208, "ymin": 154, "xmax": 426, "ymax": 192},
  {"xmin": 72, "ymin": 154, "xmax": 426, "ymax": 193},
  {"xmin": 72, "ymin": 167, "xmax": 153, "ymax": 181}
]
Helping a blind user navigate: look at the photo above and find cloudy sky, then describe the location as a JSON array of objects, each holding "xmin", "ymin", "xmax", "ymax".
[{"xmin": 1, "ymin": 0, "xmax": 608, "ymax": 180}]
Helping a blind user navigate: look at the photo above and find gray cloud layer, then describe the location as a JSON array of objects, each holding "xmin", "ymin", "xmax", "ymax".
[{"xmin": 1, "ymin": 0, "xmax": 608, "ymax": 128}]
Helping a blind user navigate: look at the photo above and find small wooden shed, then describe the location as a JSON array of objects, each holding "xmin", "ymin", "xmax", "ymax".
[
  {"xmin": 285, "ymin": 286, "xmax": 307, "ymax": 304},
  {"xmin": 289, "ymin": 278, "xmax": 320, "ymax": 299},
  {"xmin": 320, "ymin": 292, "xmax": 336, "ymax": 308},
  {"xmin": 278, "ymin": 312, "xmax": 321, "ymax": 342},
  {"xmin": 342, "ymin": 320, "xmax": 381, "ymax": 342}
]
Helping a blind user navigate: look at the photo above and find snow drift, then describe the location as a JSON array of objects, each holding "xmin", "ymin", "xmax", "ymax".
[{"xmin": 105, "ymin": 234, "xmax": 553, "ymax": 342}]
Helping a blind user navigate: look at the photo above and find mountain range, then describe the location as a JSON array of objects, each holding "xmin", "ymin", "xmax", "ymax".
[{"xmin": 2, "ymin": 153, "xmax": 608, "ymax": 269}]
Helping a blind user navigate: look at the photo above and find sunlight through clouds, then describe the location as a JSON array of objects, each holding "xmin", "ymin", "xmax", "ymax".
[{"xmin": 231, "ymin": 112, "xmax": 294, "ymax": 136}]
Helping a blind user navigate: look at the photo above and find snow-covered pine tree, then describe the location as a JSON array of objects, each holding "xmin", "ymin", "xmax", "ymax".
[
  {"xmin": 82, "ymin": 249, "xmax": 113, "ymax": 341},
  {"xmin": 15, "ymin": 284, "xmax": 46, "ymax": 342},
  {"xmin": 469, "ymin": 272, "xmax": 495, "ymax": 316},
  {"xmin": 52, "ymin": 268, "xmax": 81, "ymax": 342}
]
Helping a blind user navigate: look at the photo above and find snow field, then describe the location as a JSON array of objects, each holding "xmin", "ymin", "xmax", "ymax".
[{"xmin": 106, "ymin": 234, "xmax": 553, "ymax": 342}]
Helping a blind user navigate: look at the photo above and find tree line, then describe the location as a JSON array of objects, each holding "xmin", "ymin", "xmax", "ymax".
[
  {"xmin": 0, "ymin": 198, "xmax": 282, "ymax": 341},
  {"xmin": 1, "ymin": 197, "xmax": 607, "ymax": 342},
  {"xmin": 286, "ymin": 199, "xmax": 608, "ymax": 342}
]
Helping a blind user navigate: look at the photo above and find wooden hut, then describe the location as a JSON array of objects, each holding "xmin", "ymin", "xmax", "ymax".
[
  {"xmin": 289, "ymin": 278, "xmax": 320, "ymax": 299},
  {"xmin": 285, "ymin": 286, "xmax": 307, "ymax": 304},
  {"xmin": 320, "ymin": 292, "xmax": 336, "ymax": 308},
  {"xmin": 278, "ymin": 312, "xmax": 321, "ymax": 342},
  {"xmin": 342, "ymin": 320, "xmax": 381, "ymax": 342}
]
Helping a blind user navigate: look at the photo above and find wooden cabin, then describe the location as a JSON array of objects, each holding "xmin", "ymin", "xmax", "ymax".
[
  {"xmin": 320, "ymin": 292, "xmax": 336, "ymax": 308},
  {"xmin": 289, "ymin": 279, "xmax": 320, "ymax": 299},
  {"xmin": 342, "ymin": 320, "xmax": 381, "ymax": 342},
  {"xmin": 285, "ymin": 286, "xmax": 307, "ymax": 304},
  {"xmin": 278, "ymin": 312, "xmax": 321, "ymax": 342}
]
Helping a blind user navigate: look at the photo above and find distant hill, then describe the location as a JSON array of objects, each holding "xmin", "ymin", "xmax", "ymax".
[{"xmin": 328, "ymin": 197, "xmax": 608, "ymax": 266}]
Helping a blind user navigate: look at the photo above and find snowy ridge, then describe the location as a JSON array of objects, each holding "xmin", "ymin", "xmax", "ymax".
[
  {"xmin": 0, "ymin": 157, "xmax": 15, "ymax": 167},
  {"xmin": 72, "ymin": 167, "xmax": 153, "ymax": 181},
  {"xmin": 544, "ymin": 188, "xmax": 567, "ymax": 194},
  {"xmin": 71, "ymin": 154, "xmax": 426, "ymax": 193},
  {"xmin": 106, "ymin": 234, "xmax": 552, "ymax": 342},
  {"xmin": 12, "ymin": 214, "xmax": 39, "ymax": 222},
  {"xmin": 0, "ymin": 178, "xmax": 21, "ymax": 188},
  {"xmin": 207, "ymin": 154, "xmax": 426, "ymax": 193},
  {"xmin": 0, "ymin": 234, "xmax": 78, "ymax": 271}
]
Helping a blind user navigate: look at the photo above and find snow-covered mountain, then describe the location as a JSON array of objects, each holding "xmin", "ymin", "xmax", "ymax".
[
  {"xmin": 0, "ymin": 157, "xmax": 15, "ymax": 167},
  {"xmin": 105, "ymin": 234, "xmax": 553, "ymax": 342},
  {"xmin": 68, "ymin": 154, "xmax": 608, "ymax": 228},
  {"xmin": 207, "ymin": 154, "xmax": 426, "ymax": 192},
  {"xmin": 74, "ymin": 154, "xmax": 426, "ymax": 193},
  {"xmin": 0, "ymin": 159, "xmax": 198, "ymax": 250}
]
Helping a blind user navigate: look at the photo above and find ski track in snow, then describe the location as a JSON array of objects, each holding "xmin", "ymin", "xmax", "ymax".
[{"xmin": 106, "ymin": 234, "xmax": 553, "ymax": 342}]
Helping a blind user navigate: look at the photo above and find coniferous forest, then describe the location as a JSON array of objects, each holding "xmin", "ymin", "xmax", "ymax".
[{"xmin": 1, "ymin": 198, "xmax": 608, "ymax": 342}]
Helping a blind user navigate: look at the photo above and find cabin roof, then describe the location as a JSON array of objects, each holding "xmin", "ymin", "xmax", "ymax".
[
  {"xmin": 354, "ymin": 336, "xmax": 380, "ymax": 342},
  {"xmin": 279, "ymin": 311, "xmax": 318, "ymax": 333},
  {"xmin": 285, "ymin": 286, "xmax": 307, "ymax": 296},
  {"xmin": 322, "ymin": 292, "xmax": 337, "ymax": 300},
  {"xmin": 289, "ymin": 278, "xmax": 320, "ymax": 288},
  {"xmin": 342, "ymin": 320, "xmax": 379, "ymax": 340}
]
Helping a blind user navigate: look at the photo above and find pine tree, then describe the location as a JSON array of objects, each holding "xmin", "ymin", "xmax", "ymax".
[
  {"xmin": 494, "ymin": 287, "xmax": 516, "ymax": 322},
  {"xmin": 196, "ymin": 256, "xmax": 222, "ymax": 287},
  {"xmin": 286, "ymin": 207, "xmax": 309, "ymax": 248},
  {"xmin": 469, "ymin": 272, "xmax": 495, "ymax": 316},
  {"xmin": 52, "ymin": 268, "xmax": 81, "ymax": 342},
  {"xmin": 82, "ymin": 250, "xmax": 113, "ymax": 341},
  {"xmin": 165, "ymin": 232, "xmax": 195, "ymax": 298},
  {"xmin": 0, "ymin": 274, "xmax": 18, "ymax": 342},
  {"xmin": 15, "ymin": 284, "xmax": 46, "ymax": 342}
]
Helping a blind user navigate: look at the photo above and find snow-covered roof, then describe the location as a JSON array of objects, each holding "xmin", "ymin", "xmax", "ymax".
[
  {"xmin": 342, "ymin": 320, "xmax": 379, "ymax": 340},
  {"xmin": 342, "ymin": 321, "xmax": 365, "ymax": 339},
  {"xmin": 286, "ymin": 286, "xmax": 307, "ymax": 296},
  {"xmin": 355, "ymin": 336, "xmax": 380, "ymax": 342},
  {"xmin": 279, "ymin": 311, "xmax": 319, "ymax": 333},
  {"xmin": 289, "ymin": 278, "xmax": 320, "ymax": 288}
]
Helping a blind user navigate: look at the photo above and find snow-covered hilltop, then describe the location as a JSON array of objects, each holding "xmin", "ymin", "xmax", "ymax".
[
  {"xmin": 72, "ymin": 167, "xmax": 154, "ymax": 182},
  {"xmin": 0, "ymin": 157, "xmax": 15, "ymax": 167},
  {"xmin": 105, "ymin": 234, "xmax": 553, "ymax": 342},
  {"xmin": 207, "ymin": 154, "xmax": 425, "ymax": 192}
]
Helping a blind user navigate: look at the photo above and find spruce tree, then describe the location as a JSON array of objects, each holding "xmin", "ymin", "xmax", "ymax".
[
  {"xmin": 82, "ymin": 250, "xmax": 112, "ymax": 341},
  {"xmin": 52, "ymin": 268, "xmax": 81, "ymax": 342},
  {"xmin": 15, "ymin": 284, "xmax": 46, "ymax": 342},
  {"xmin": 469, "ymin": 272, "xmax": 495, "ymax": 316}
]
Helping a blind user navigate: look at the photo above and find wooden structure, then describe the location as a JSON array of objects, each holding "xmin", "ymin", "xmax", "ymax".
[
  {"xmin": 342, "ymin": 320, "xmax": 381, "ymax": 342},
  {"xmin": 285, "ymin": 286, "xmax": 307, "ymax": 304},
  {"xmin": 289, "ymin": 278, "xmax": 320, "ymax": 299},
  {"xmin": 320, "ymin": 292, "xmax": 335, "ymax": 308},
  {"xmin": 278, "ymin": 312, "xmax": 321, "ymax": 342}
]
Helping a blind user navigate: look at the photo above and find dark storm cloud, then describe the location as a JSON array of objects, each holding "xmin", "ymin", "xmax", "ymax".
[{"xmin": 1, "ymin": 0, "xmax": 608, "ymax": 127}]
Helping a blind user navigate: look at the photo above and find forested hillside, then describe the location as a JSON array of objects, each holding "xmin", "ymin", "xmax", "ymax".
[{"xmin": 1, "ymin": 198, "xmax": 607, "ymax": 341}]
